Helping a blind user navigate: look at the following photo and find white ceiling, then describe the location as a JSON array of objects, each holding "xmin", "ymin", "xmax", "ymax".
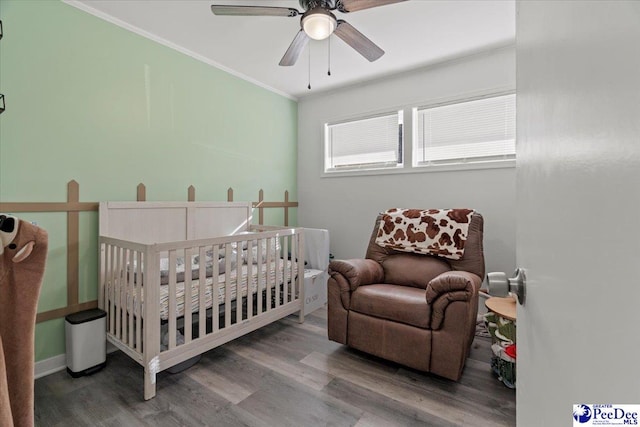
[{"xmin": 65, "ymin": 0, "xmax": 515, "ymax": 99}]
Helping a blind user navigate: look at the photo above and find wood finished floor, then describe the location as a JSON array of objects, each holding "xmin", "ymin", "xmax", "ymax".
[{"xmin": 34, "ymin": 308, "xmax": 515, "ymax": 427}]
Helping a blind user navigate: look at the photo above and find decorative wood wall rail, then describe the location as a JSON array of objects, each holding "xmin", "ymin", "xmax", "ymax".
[{"xmin": 0, "ymin": 181, "xmax": 298, "ymax": 323}]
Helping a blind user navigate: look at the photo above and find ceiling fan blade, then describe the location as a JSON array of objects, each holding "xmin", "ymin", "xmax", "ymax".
[
  {"xmin": 210, "ymin": 5, "xmax": 299, "ymax": 17},
  {"xmin": 279, "ymin": 30, "xmax": 310, "ymax": 66},
  {"xmin": 337, "ymin": 0, "xmax": 407, "ymax": 13},
  {"xmin": 334, "ymin": 20, "xmax": 384, "ymax": 62}
]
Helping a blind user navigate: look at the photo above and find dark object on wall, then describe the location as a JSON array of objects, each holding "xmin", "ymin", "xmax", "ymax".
[{"xmin": 0, "ymin": 20, "xmax": 3, "ymax": 40}]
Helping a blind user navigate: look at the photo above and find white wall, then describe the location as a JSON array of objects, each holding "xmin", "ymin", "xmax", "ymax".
[{"xmin": 298, "ymin": 47, "xmax": 516, "ymax": 277}]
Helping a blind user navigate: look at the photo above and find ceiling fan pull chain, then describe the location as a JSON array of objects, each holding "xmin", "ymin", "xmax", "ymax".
[
  {"xmin": 308, "ymin": 45, "xmax": 312, "ymax": 90},
  {"xmin": 328, "ymin": 34, "xmax": 331, "ymax": 76}
]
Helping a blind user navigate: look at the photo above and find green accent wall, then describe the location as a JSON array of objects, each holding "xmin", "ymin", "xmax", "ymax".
[{"xmin": 0, "ymin": 1, "xmax": 298, "ymax": 362}]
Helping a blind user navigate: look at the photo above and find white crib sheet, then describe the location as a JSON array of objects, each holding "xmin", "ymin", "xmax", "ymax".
[{"xmin": 117, "ymin": 260, "xmax": 297, "ymax": 320}]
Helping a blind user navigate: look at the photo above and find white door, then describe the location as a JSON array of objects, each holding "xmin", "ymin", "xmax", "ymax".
[{"xmin": 516, "ymin": 1, "xmax": 640, "ymax": 425}]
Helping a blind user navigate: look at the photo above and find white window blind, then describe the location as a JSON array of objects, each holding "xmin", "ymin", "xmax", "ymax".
[
  {"xmin": 325, "ymin": 111, "xmax": 403, "ymax": 171},
  {"xmin": 414, "ymin": 93, "xmax": 515, "ymax": 165}
]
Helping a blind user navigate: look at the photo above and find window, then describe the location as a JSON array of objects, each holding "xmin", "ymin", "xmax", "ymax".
[
  {"xmin": 413, "ymin": 93, "xmax": 515, "ymax": 166},
  {"xmin": 324, "ymin": 111, "xmax": 403, "ymax": 172}
]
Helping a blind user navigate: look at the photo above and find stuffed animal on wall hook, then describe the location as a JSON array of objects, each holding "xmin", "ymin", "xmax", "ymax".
[
  {"xmin": 0, "ymin": 214, "xmax": 48, "ymax": 427},
  {"xmin": 0, "ymin": 215, "xmax": 35, "ymax": 263}
]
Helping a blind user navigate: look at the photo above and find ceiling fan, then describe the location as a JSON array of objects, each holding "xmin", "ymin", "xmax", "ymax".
[{"xmin": 211, "ymin": 0, "xmax": 407, "ymax": 66}]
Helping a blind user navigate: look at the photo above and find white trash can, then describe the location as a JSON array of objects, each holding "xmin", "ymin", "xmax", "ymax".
[{"xmin": 65, "ymin": 308, "xmax": 107, "ymax": 377}]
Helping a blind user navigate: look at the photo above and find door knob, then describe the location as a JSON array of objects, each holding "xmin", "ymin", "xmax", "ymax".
[{"xmin": 487, "ymin": 268, "xmax": 526, "ymax": 305}]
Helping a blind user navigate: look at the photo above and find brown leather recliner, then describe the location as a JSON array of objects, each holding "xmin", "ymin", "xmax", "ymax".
[{"xmin": 327, "ymin": 211, "xmax": 484, "ymax": 381}]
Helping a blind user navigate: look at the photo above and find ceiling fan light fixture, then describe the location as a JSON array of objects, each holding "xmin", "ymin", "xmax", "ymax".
[{"xmin": 302, "ymin": 9, "xmax": 336, "ymax": 40}]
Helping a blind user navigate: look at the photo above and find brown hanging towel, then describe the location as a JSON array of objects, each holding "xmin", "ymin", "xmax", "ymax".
[{"xmin": 0, "ymin": 215, "xmax": 48, "ymax": 427}]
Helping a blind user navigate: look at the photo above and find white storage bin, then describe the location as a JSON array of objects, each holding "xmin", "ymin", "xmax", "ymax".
[
  {"xmin": 65, "ymin": 308, "xmax": 106, "ymax": 377},
  {"xmin": 302, "ymin": 228, "xmax": 330, "ymax": 316},
  {"xmin": 303, "ymin": 269, "xmax": 328, "ymax": 315}
]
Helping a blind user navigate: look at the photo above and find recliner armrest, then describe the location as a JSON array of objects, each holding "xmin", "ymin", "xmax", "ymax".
[
  {"xmin": 425, "ymin": 271, "xmax": 481, "ymax": 303},
  {"xmin": 329, "ymin": 259, "xmax": 384, "ymax": 291},
  {"xmin": 426, "ymin": 271, "xmax": 482, "ymax": 330}
]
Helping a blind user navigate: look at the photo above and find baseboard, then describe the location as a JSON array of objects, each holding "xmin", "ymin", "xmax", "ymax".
[
  {"xmin": 34, "ymin": 354, "xmax": 67, "ymax": 379},
  {"xmin": 34, "ymin": 342, "xmax": 119, "ymax": 380}
]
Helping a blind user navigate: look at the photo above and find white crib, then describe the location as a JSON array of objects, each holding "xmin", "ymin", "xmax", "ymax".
[{"xmin": 98, "ymin": 201, "xmax": 304, "ymax": 400}]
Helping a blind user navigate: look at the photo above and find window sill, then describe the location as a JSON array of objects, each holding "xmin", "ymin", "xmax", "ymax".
[{"xmin": 321, "ymin": 159, "xmax": 515, "ymax": 178}]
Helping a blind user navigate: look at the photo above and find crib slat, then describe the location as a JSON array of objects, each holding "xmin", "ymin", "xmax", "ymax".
[
  {"xmin": 257, "ymin": 240, "xmax": 263, "ymax": 316},
  {"xmin": 122, "ymin": 247, "xmax": 129, "ymax": 340},
  {"xmin": 115, "ymin": 246, "xmax": 122, "ymax": 341},
  {"xmin": 121, "ymin": 247, "xmax": 127, "ymax": 341},
  {"xmin": 290, "ymin": 235, "xmax": 297, "ymax": 303},
  {"xmin": 293, "ymin": 233, "xmax": 298, "ymax": 302},
  {"xmin": 121, "ymin": 249, "xmax": 129, "ymax": 345},
  {"xmin": 266, "ymin": 237, "xmax": 273, "ymax": 311},
  {"xmin": 117, "ymin": 248, "xmax": 123, "ymax": 344},
  {"xmin": 184, "ymin": 247, "xmax": 193, "ymax": 345},
  {"xmin": 297, "ymin": 231, "xmax": 305, "ymax": 324},
  {"xmin": 224, "ymin": 244, "xmax": 232, "ymax": 328},
  {"xmin": 198, "ymin": 246, "xmax": 206, "ymax": 340},
  {"xmin": 105, "ymin": 244, "xmax": 111, "ymax": 314},
  {"xmin": 236, "ymin": 244, "xmax": 243, "ymax": 324},
  {"xmin": 300, "ymin": 232, "xmax": 303, "ymax": 302},
  {"xmin": 289, "ymin": 234, "xmax": 296, "ymax": 301},
  {"xmin": 212, "ymin": 245, "xmax": 220, "ymax": 333},
  {"xmin": 99, "ymin": 243, "xmax": 106, "ymax": 310},
  {"xmin": 246, "ymin": 241, "xmax": 253, "ymax": 320},
  {"xmin": 282, "ymin": 236, "xmax": 289, "ymax": 304},
  {"xmin": 108, "ymin": 245, "xmax": 116, "ymax": 335},
  {"xmin": 168, "ymin": 250, "xmax": 177, "ymax": 350},
  {"xmin": 273, "ymin": 237, "xmax": 281, "ymax": 308},
  {"xmin": 128, "ymin": 250, "xmax": 135, "ymax": 346},
  {"xmin": 104, "ymin": 244, "xmax": 110, "ymax": 333},
  {"xmin": 136, "ymin": 251, "xmax": 142, "ymax": 352}
]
